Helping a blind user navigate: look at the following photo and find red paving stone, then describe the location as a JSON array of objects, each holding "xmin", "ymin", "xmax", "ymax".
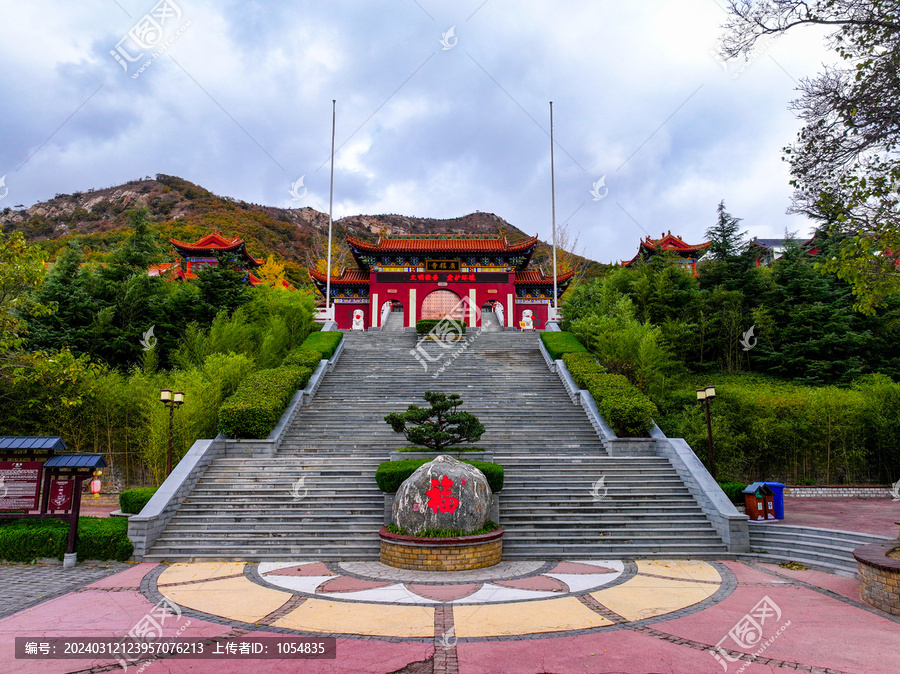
[
  {"xmin": 549, "ymin": 561, "xmax": 619, "ymax": 575},
  {"xmin": 457, "ymin": 628, "xmax": 777, "ymax": 674},
  {"xmin": 755, "ymin": 561, "xmax": 864, "ymax": 602},
  {"xmin": 139, "ymin": 638, "xmax": 434, "ymax": 673},
  {"xmin": 316, "ymin": 576, "xmax": 393, "ymax": 593},
  {"xmin": 494, "ymin": 575, "xmax": 568, "ymax": 592},
  {"xmin": 267, "ymin": 563, "xmax": 334, "ymax": 576},
  {"xmin": 656, "ymin": 581, "xmax": 900, "ymax": 674},
  {"xmin": 405, "ymin": 583, "xmax": 482, "ymax": 602},
  {"xmin": 86, "ymin": 562, "xmax": 158, "ymax": 590},
  {"xmin": 778, "ymin": 497, "xmax": 900, "ymax": 537}
]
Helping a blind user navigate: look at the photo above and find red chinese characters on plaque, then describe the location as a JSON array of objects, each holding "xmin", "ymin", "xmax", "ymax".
[
  {"xmin": 426, "ymin": 475, "xmax": 459, "ymax": 514},
  {"xmin": 48, "ymin": 478, "xmax": 74, "ymax": 511},
  {"xmin": 0, "ymin": 461, "xmax": 43, "ymax": 511}
]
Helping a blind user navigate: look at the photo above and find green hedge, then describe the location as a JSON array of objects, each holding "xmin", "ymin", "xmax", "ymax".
[
  {"xmin": 300, "ymin": 331, "xmax": 343, "ymax": 359},
  {"xmin": 563, "ymin": 352, "xmax": 656, "ymax": 437},
  {"xmin": 376, "ymin": 459, "xmax": 504, "ymax": 493},
  {"xmin": 282, "ymin": 347, "xmax": 324, "ymax": 370},
  {"xmin": 541, "ymin": 331, "xmax": 588, "ymax": 360},
  {"xmin": 395, "ymin": 446, "xmax": 485, "ymax": 453},
  {"xmin": 119, "ymin": 487, "xmax": 157, "ymax": 514},
  {"xmin": 0, "ymin": 517, "xmax": 133, "ymax": 562},
  {"xmin": 718, "ymin": 482, "xmax": 748, "ymax": 504},
  {"xmin": 562, "ymin": 352, "xmax": 606, "ymax": 387},
  {"xmin": 218, "ymin": 366, "xmax": 312, "ymax": 438},
  {"xmin": 416, "ymin": 319, "xmax": 466, "ymax": 335}
]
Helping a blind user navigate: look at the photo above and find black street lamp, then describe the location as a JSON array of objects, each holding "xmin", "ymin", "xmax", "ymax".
[
  {"xmin": 159, "ymin": 389, "xmax": 185, "ymax": 477},
  {"xmin": 696, "ymin": 386, "xmax": 717, "ymax": 480}
]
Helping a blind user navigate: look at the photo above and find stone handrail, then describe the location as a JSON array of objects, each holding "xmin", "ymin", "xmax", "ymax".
[
  {"xmin": 538, "ymin": 338, "xmax": 557, "ymax": 372},
  {"xmin": 127, "ymin": 437, "xmax": 224, "ymax": 559},
  {"xmin": 128, "ymin": 324, "xmax": 343, "ymax": 559},
  {"xmin": 650, "ymin": 424, "xmax": 750, "ymax": 552}
]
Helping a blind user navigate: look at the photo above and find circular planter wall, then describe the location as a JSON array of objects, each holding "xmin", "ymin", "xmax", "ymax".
[
  {"xmin": 853, "ymin": 541, "xmax": 900, "ymax": 616},
  {"xmin": 379, "ymin": 526, "xmax": 503, "ymax": 571}
]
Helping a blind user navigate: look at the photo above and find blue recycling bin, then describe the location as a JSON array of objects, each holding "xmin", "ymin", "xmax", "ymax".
[{"xmin": 763, "ymin": 482, "xmax": 785, "ymax": 519}]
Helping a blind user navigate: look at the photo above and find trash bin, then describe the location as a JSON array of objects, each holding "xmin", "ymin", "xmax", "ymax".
[
  {"xmin": 743, "ymin": 482, "xmax": 775, "ymax": 521},
  {"xmin": 763, "ymin": 482, "xmax": 785, "ymax": 520}
]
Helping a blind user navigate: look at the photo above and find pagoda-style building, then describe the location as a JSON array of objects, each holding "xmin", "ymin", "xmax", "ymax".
[
  {"xmin": 309, "ymin": 232, "xmax": 575, "ymax": 330},
  {"xmin": 622, "ymin": 231, "xmax": 710, "ymax": 275},
  {"xmin": 150, "ymin": 232, "xmax": 292, "ymax": 289}
]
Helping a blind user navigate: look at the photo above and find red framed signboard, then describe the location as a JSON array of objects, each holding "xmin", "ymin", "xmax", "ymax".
[
  {"xmin": 0, "ymin": 461, "xmax": 43, "ymax": 510},
  {"xmin": 48, "ymin": 478, "xmax": 74, "ymax": 511}
]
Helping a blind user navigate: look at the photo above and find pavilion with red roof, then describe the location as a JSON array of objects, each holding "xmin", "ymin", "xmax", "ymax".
[
  {"xmin": 309, "ymin": 232, "xmax": 575, "ymax": 330},
  {"xmin": 149, "ymin": 232, "xmax": 293, "ymax": 289},
  {"xmin": 622, "ymin": 231, "xmax": 710, "ymax": 275}
]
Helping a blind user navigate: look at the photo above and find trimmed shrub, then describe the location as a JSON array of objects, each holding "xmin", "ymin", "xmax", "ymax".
[
  {"xmin": 541, "ymin": 331, "xmax": 588, "ymax": 360},
  {"xmin": 282, "ymin": 347, "xmax": 323, "ymax": 370},
  {"xmin": 586, "ymin": 373, "xmax": 658, "ymax": 438},
  {"xmin": 300, "ymin": 331, "xmax": 343, "ymax": 359},
  {"xmin": 416, "ymin": 319, "xmax": 466, "ymax": 335},
  {"xmin": 562, "ymin": 352, "xmax": 606, "ymax": 388},
  {"xmin": 375, "ymin": 459, "xmax": 504, "ymax": 493},
  {"xmin": 386, "ymin": 521, "xmax": 499, "ymax": 537},
  {"xmin": 119, "ymin": 487, "xmax": 157, "ymax": 514},
  {"xmin": 718, "ymin": 482, "xmax": 748, "ymax": 504},
  {"xmin": 0, "ymin": 517, "xmax": 133, "ymax": 562},
  {"xmin": 218, "ymin": 366, "xmax": 312, "ymax": 438}
]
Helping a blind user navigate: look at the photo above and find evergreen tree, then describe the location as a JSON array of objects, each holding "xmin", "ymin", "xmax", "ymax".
[
  {"xmin": 195, "ymin": 252, "xmax": 251, "ymax": 321},
  {"xmin": 705, "ymin": 200, "xmax": 747, "ymax": 261}
]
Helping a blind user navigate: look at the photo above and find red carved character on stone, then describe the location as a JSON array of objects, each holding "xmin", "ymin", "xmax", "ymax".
[{"xmin": 426, "ymin": 475, "xmax": 459, "ymax": 514}]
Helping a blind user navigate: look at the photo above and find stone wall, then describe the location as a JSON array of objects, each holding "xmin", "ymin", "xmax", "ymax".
[
  {"xmin": 784, "ymin": 486, "xmax": 892, "ymax": 498},
  {"xmin": 379, "ymin": 530, "xmax": 503, "ymax": 571},
  {"xmin": 854, "ymin": 541, "xmax": 900, "ymax": 616}
]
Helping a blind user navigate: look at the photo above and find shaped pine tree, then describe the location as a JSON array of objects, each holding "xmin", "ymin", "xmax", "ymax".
[{"xmin": 384, "ymin": 391, "xmax": 486, "ymax": 452}]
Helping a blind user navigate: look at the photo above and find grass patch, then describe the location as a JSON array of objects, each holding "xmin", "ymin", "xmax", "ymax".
[{"xmin": 386, "ymin": 520, "xmax": 499, "ymax": 537}]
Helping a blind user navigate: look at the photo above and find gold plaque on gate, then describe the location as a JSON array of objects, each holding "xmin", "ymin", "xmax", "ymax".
[{"xmin": 426, "ymin": 260, "xmax": 460, "ymax": 272}]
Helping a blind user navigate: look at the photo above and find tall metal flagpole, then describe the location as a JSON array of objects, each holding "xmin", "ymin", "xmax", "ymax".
[
  {"xmin": 326, "ymin": 100, "xmax": 336, "ymax": 320},
  {"xmin": 550, "ymin": 102, "xmax": 558, "ymax": 319}
]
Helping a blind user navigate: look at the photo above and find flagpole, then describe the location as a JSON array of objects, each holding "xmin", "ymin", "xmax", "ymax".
[
  {"xmin": 550, "ymin": 101, "xmax": 558, "ymax": 318},
  {"xmin": 326, "ymin": 99, "xmax": 335, "ymax": 320}
]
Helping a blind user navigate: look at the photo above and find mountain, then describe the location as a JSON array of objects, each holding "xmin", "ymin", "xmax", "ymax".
[{"xmin": 0, "ymin": 174, "xmax": 606, "ymax": 285}]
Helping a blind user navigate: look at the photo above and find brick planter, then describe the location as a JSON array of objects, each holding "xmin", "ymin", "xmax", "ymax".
[
  {"xmin": 379, "ymin": 526, "xmax": 503, "ymax": 571},
  {"xmin": 853, "ymin": 541, "xmax": 900, "ymax": 616}
]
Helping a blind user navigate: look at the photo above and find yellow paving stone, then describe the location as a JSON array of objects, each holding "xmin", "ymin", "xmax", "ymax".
[
  {"xmin": 592, "ymin": 575, "xmax": 718, "ymax": 621},
  {"xmin": 273, "ymin": 599, "xmax": 434, "ymax": 637},
  {"xmin": 160, "ymin": 575, "xmax": 290, "ymax": 624},
  {"xmin": 453, "ymin": 597, "xmax": 612, "ymax": 638},
  {"xmin": 157, "ymin": 562, "xmax": 247, "ymax": 586},
  {"xmin": 635, "ymin": 560, "xmax": 722, "ymax": 583}
]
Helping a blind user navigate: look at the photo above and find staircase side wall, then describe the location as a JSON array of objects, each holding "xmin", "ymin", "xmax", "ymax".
[
  {"xmin": 651, "ymin": 429, "xmax": 750, "ymax": 553},
  {"xmin": 127, "ymin": 437, "xmax": 225, "ymax": 559}
]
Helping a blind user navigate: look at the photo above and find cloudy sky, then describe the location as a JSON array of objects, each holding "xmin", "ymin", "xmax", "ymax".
[{"xmin": 0, "ymin": 0, "xmax": 835, "ymax": 264}]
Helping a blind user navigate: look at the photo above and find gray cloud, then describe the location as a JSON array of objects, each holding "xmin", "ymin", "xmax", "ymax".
[{"xmin": 0, "ymin": 0, "xmax": 836, "ymax": 261}]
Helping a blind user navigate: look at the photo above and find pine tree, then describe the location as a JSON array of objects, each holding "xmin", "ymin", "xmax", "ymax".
[{"xmin": 705, "ymin": 200, "xmax": 747, "ymax": 260}]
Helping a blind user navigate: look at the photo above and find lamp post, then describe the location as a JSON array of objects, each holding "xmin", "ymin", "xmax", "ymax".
[
  {"xmin": 696, "ymin": 386, "xmax": 717, "ymax": 480},
  {"xmin": 159, "ymin": 389, "xmax": 185, "ymax": 477}
]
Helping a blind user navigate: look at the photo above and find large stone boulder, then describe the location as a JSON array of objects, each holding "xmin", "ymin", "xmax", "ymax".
[{"xmin": 392, "ymin": 455, "xmax": 492, "ymax": 536}]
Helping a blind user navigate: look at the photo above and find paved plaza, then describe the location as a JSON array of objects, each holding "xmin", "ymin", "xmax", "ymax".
[{"xmin": 1, "ymin": 551, "xmax": 899, "ymax": 673}]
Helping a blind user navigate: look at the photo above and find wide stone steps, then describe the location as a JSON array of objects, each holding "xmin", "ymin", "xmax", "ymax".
[{"xmin": 145, "ymin": 330, "xmax": 728, "ymax": 561}]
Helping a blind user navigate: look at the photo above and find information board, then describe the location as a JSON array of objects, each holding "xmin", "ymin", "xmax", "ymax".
[
  {"xmin": 0, "ymin": 461, "xmax": 43, "ymax": 510},
  {"xmin": 48, "ymin": 478, "xmax": 74, "ymax": 511}
]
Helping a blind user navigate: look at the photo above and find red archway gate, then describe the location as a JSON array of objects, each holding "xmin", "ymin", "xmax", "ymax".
[{"xmin": 421, "ymin": 290, "xmax": 464, "ymax": 321}]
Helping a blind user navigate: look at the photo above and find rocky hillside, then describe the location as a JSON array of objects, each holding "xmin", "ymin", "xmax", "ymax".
[{"xmin": 0, "ymin": 174, "xmax": 605, "ymax": 285}]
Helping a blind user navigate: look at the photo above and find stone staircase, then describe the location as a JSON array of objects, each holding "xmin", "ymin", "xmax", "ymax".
[{"xmin": 144, "ymin": 330, "xmax": 728, "ymax": 561}]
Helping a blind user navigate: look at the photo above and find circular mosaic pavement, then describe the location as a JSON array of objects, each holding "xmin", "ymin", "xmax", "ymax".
[{"xmin": 150, "ymin": 559, "xmax": 733, "ymax": 640}]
